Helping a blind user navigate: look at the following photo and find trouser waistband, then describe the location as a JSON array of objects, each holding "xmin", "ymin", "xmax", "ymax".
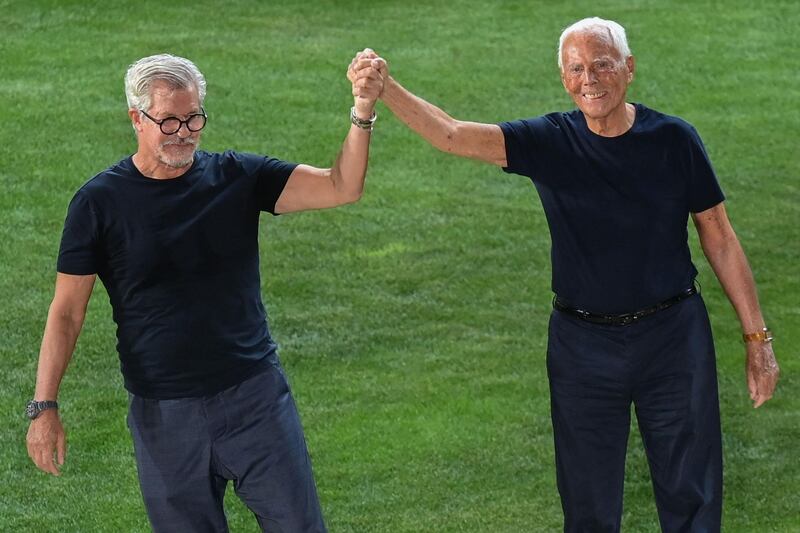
[{"xmin": 553, "ymin": 286, "xmax": 697, "ymax": 326}]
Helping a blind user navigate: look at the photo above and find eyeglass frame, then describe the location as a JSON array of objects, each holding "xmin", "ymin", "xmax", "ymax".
[{"xmin": 139, "ymin": 107, "xmax": 207, "ymax": 135}]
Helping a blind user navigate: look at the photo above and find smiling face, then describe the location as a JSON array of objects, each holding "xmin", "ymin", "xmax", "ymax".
[{"xmin": 560, "ymin": 30, "xmax": 635, "ymax": 133}]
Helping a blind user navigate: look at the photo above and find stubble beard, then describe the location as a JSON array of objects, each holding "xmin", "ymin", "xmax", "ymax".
[{"xmin": 158, "ymin": 138, "xmax": 199, "ymax": 169}]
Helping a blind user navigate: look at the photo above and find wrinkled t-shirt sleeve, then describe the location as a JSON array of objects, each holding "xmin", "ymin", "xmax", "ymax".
[
  {"xmin": 499, "ymin": 118, "xmax": 540, "ymax": 178},
  {"xmin": 253, "ymin": 155, "xmax": 298, "ymax": 214},
  {"xmin": 57, "ymin": 190, "xmax": 100, "ymax": 275},
  {"xmin": 684, "ymin": 126, "xmax": 725, "ymax": 213}
]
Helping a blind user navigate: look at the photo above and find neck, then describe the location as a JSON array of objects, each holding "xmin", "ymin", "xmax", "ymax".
[
  {"xmin": 585, "ymin": 102, "xmax": 636, "ymax": 137},
  {"xmin": 132, "ymin": 152, "xmax": 193, "ymax": 180}
]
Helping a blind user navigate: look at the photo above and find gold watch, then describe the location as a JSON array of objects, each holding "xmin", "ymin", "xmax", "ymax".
[{"xmin": 742, "ymin": 327, "xmax": 773, "ymax": 343}]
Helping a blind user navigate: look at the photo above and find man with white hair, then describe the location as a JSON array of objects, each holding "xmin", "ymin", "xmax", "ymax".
[
  {"xmin": 26, "ymin": 52, "xmax": 384, "ymax": 532},
  {"xmin": 349, "ymin": 17, "xmax": 779, "ymax": 532}
]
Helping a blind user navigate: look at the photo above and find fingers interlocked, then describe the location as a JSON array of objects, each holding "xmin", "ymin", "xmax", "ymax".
[{"xmin": 348, "ymin": 48, "xmax": 387, "ymax": 103}]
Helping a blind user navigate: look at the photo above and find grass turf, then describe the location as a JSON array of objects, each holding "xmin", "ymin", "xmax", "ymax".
[{"xmin": 1, "ymin": 0, "xmax": 798, "ymax": 531}]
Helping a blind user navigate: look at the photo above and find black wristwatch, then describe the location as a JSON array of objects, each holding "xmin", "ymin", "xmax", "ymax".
[{"xmin": 26, "ymin": 400, "xmax": 58, "ymax": 420}]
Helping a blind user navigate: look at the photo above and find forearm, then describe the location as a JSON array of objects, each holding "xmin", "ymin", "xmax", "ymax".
[
  {"xmin": 381, "ymin": 76, "xmax": 460, "ymax": 153},
  {"xmin": 381, "ymin": 76, "xmax": 506, "ymax": 164},
  {"xmin": 27, "ymin": 304, "xmax": 83, "ymax": 476},
  {"xmin": 693, "ymin": 204, "xmax": 778, "ymax": 406},
  {"xmin": 702, "ymin": 234, "xmax": 765, "ymax": 333},
  {"xmin": 327, "ymin": 120, "xmax": 373, "ymax": 204},
  {"xmin": 33, "ymin": 308, "xmax": 84, "ymax": 400}
]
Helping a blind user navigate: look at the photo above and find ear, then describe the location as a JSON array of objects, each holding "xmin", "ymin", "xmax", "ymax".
[
  {"xmin": 128, "ymin": 108, "xmax": 144, "ymax": 133},
  {"xmin": 625, "ymin": 55, "xmax": 635, "ymax": 83}
]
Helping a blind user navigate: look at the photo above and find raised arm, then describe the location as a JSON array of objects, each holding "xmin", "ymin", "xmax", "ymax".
[
  {"xmin": 380, "ymin": 75, "xmax": 507, "ymax": 166},
  {"xmin": 273, "ymin": 52, "xmax": 385, "ymax": 214},
  {"xmin": 692, "ymin": 203, "xmax": 779, "ymax": 408},
  {"xmin": 27, "ymin": 272, "xmax": 96, "ymax": 475},
  {"xmin": 347, "ymin": 50, "xmax": 506, "ymax": 166}
]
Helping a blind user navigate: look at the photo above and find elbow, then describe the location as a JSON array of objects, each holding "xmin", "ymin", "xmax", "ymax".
[
  {"xmin": 342, "ymin": 186, "xmax": 364, "ymax": 205},
  {"xmin": 49, "ymin": 299, "xmax": 87, "ymax": 331},
  {"xmin": 333, "ymin": 177, "xmax": 364, "ymax": 206},
  {"xmin": 329, "ymin": 166, "xmax": 365, "ymax": 206},
  {"xmin": 47, "ymin": 308, "xmax": 85, "ymax": 340},
  {"xmin": 433, "ymin": 121, "xmax": 459, "ymax": 154}
]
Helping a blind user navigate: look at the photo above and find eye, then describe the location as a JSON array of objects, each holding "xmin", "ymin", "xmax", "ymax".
[
  {"xmin": 596, "ymin": 60, "xmax": 614, "ymax": 71},
  {"xmin": 569, "ymin": 65, "xmax": 583, "ymax": 75},
  {"xmin": 161, "ymin": 117, "xmax": 181, "ymax": 127}
]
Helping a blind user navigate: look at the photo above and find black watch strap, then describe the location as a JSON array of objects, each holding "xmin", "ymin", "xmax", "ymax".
[{"xmin": 26, "ymin": 400, "xmax": 58, "ymax": 420}]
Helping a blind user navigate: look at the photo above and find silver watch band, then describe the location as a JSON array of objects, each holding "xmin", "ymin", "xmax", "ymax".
[
  {"xmin": 350, "ymin": 106, "xmax": 377, "ymax": 130},
  {"xmin": 26, "ymin": 400, "xmax": 59, "ymax": 419}
]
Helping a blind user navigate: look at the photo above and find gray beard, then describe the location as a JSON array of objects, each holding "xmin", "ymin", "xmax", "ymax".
[
  {"xmin": 158, "ymin": 141, "xmax": 198, "ymax": 168},
  {"xmin": 161, "ymin": 154, "xmax": 195, "ymax": 168}
]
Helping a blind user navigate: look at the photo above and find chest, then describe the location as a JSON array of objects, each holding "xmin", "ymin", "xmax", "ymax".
[
  {"xmin": 540, "ymin": 133, "xmax": 688, "ymax": 213},
  {"xmin": 97, "ymin": 178, "xmax": 259, "ymax": 279}
]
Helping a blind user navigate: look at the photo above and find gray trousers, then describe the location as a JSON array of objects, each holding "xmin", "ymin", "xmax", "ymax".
[{"xmin": 127, "ymin": 358, "xmax": 326, "ymax": 533}]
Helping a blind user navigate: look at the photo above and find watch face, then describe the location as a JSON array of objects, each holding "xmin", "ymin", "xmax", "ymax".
[{"xmin": 26, "ymin": 400, "xmax": 57, "ymax": 419}]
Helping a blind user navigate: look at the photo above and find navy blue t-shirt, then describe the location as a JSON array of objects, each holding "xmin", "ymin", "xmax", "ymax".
[
  {"xmin": 500, "ymin": 103, "xmax": 724, "ymax": 314},
  {"xmin": 57, "ymin": 150, "xmax": 297, "ymax": 398}
]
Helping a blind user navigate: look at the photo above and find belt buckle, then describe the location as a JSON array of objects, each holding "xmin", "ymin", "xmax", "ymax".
[{"xmin": 617, "ymin": 314, "xmax": 636, "ymax": 326}]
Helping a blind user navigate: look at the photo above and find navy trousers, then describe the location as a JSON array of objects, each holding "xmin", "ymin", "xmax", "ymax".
[
  {"xmin": 127, "ymin": 357, "xmax": 326, "ymax": 533},
  {"xmin": 547, "ymin": 293, "xmax": 722, "ymax": 533}
]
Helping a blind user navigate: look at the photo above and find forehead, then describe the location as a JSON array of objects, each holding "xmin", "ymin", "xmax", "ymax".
[
  {"xmin": 148, "ymin": 81, "xmax": 200, "ymax": 113},
  {"xmin": 561, "ymin": 30, "xmax": 621, "ymax": 63}
]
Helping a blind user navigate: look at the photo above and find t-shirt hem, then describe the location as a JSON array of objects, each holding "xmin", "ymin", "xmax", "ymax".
[
  {"xmin": 689, "ymin": 195, "xmax": 725, "ymax": 214},
  {"xmin": 498, "ymin": 121, "xmax": 516, "ymax": 174},
  {"xmin": 264, "ymin": 161, "xmax": 298, "ymax": 215},
  {"xmin": 123, "ymin": 357, "xmax": 273, "ymax": 399}
]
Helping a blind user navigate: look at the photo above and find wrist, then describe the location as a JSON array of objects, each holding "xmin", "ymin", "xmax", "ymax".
[
  {"xmin": 352, "ymin": 100, "xmax": 375, "ymax": 120},
  {"xmin": 350, "ymin": 106, "xmax": 377, "ymax": 130},
  {"xmin": 743, "ymin": 327, "xmax": 773, "ymax": 343},
  {"xmin": 33, "ymin": 408, "xmax": 60, "ymax": 421},
  {"xmin": 380, "ymin": 77, "xmax": 396, "ymax": 103},
  {"xmin": 26, "ymin": 399, "xmax": 59, "ymax": 420}
]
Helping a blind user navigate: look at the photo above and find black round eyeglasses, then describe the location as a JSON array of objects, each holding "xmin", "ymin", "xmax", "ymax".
[{"xmin": 140, "ymin": 107, "xmax": 207, "ymax": 135}]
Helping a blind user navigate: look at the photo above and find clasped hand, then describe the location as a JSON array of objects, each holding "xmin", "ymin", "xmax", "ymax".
[{"xmin": 348, "ymin": 48, "xmax": 387, "ymax": 117}]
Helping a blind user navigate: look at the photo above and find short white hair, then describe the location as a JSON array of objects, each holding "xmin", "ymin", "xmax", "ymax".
[
  {"xmin": 557, "ymin": 17, "xmax": 631, "ymax": 70},
  {"xmin": 124, "ymin": 53, "xmax": 206, "ymax": 112}
]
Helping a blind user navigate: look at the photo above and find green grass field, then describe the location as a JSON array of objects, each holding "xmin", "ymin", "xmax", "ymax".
[{"xmin": 2, "ymin": 0, "xmax": 798, "ymax": 531}]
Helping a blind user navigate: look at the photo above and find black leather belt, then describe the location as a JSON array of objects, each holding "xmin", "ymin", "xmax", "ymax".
[{"xmin": 553, "ymin": 286, "xmax": 697, "ymax": 326}]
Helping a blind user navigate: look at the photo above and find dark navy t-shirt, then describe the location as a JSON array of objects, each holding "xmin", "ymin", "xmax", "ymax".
[
  {"xmin": 500, "ymin": 103, "xmax": 724, "ymax": 314},
  {"xmin": 57, "ymin": 150, "xmax": 297, "ymax": 398}
]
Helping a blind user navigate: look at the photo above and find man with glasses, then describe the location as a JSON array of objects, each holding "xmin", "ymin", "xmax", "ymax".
[
  {"xmin": 349, "ymin": 17, "xmax": 780, "ymax": 532},
  {"xmin": 26, "ymin": 52, "xmax": 384, "ymax": 532}
]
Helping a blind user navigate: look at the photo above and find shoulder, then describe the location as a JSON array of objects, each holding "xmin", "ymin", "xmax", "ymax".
[
  {"xmin": 72, "ymin": 156, "xmax": 136, "ymax": 202},
  {"xmin": 200, "ymin": 149, "xmax": 292, "ymax": 175},
  {"xmin": 635, "ymin": 103, "xmax": 701, "ymax": 141},
  {"xmin": 502, "ymin": 110, "xmax": 577, "ymax": 129},
  {"xmin": 499, "ymin": 110, "xmax": 581, "ymax": 141}
]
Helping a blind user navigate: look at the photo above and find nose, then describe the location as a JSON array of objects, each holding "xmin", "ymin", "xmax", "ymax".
[
  {"xmin": 581, "ymin": 67, "xmax": 598, "ymax": 85},
  {"xmin": 176, "ymin": 122, "xmax": 192, "ymax": 138}
]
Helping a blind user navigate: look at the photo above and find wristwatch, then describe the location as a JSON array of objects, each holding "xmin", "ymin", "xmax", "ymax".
[
  {"xmin": 742, "ymin": 327, "xmax": 773, "ymax": 343},
  {"xmin": 350, "ymin": 106, "xmax": 377, "ymax": 130},
  {"xmin": 26, "ymin": 400, "xmax": 58, "ymax": 420}
]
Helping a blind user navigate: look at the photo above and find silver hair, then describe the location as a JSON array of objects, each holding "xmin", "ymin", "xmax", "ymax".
[
  {"xmin": 557, "ymin": 17, "xmax": 631, "ymax": 70},
  {"xmin": 124, "ymin": 53, "xmax": 207, "ymax": 112}
]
